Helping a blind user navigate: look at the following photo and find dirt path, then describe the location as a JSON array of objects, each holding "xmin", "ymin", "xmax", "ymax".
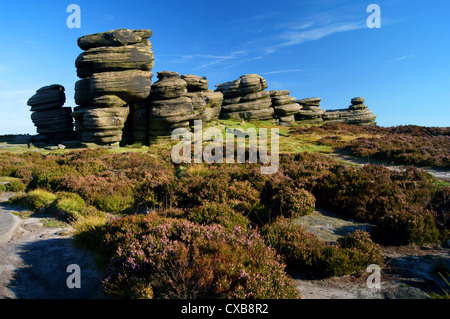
[{"xmin": 0, "ymin": 193, "xmax": 104, "ymax": 299}]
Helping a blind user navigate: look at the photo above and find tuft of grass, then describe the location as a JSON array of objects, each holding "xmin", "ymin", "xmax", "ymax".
[
  {"xmin": 40, "ymin": 218, "xmax": 69, "ymax": 228},
  {"xmin": 9, "ymin": 189, "xmax": 57, "ymax": 211},
  {"xmin": 5, "ymin": 179, "xmax": 26, "ymax": 192}
]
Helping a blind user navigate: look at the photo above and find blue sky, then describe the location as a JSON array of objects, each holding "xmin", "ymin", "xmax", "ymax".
[{"xmin": 0, "ymin": 0, "xmax": 449, "ymax": 134}]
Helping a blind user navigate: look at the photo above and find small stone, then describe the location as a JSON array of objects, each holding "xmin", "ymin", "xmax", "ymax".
[{"xmin": 351, "ymin": 97, "xmax": 365, "ymax": 105}]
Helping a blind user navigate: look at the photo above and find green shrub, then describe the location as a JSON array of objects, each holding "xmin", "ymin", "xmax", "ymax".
[
  {"xmin": 5, "ymin": 180, "xmax": 26, "ymax": 192},
  {"xmin": 93, "ymin": 192, "xmax": 134, "ymax": 213},
  {"xmin": 186, "ymin": 202, "xmax": 250, "ymax": 231},
  {"xmin": 428, "ymin": 186, "xmax": 450, "ymax": 240},
  {"xmin": 312, "ymin": 164, "xmax": 440, "ymax": 244},
  {"xmin": 9, "ymin": 189, "xmax": 57, "ymax": 211},
  {"xmin": 262, "ymin": 218, "xmax": 382, "ymax": 277},
  {"xmin": 261, "ymin": 180, "xmax": 315, "ymax": 220},
  {"xmin": 262, "ymin": 217, "xmax": 325, "ymax": 268},
  {"xmin": 52, "ymin": 192, "xmax": 86, "ymax": 220},
  {"xmin": 101, "ymin": 215, "xmax": 300, "ymax": 299},
  {"xmin": 0, "ymin": 183, "xmax": 6, "ymax": 193},
  {"xmin": 178, "ymin": 172, "xmax": 261, "ymax": 214}
]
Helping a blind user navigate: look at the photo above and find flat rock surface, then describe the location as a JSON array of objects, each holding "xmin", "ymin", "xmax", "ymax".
[
  {"xmin": 0, "ymin": 193, "xmax": 104, "ymax": 299},
  {"xmin": 294, "ymin": 208, "xmax": 374, "ymax": 243}
]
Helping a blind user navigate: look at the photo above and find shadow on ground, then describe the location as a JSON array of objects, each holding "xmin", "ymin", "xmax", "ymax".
[{"xmin": 7, "ymin": 237, "xmax": 105, "ymax": 299}]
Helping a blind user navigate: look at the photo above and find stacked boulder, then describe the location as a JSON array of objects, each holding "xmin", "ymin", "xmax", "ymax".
[
  {"xmin": 322, "ymin": 97, "xmax": 377, "ymax": 125},
  {"xmin": 145, "ymin": 72, "xmax": 224, "ymax": 143},
  {"xmin": 147, "ymin": 71, "xmax": 196, "ymax": 143},
  {"xmin": 294, "ymin": 97, "xmax": 325, "ymax": 125},
  {"xmin": 215, "ymin": 74, "xmax": 274, "ymax": 121},
  {"xmin": 181, "ymin": 74, "xmax": 223, "ymax": 123},
  {"xmin": 72, "ymin": 29, "xmax": 154, "ymax": 145},
  {"xmin": 269, "ymin": 90, "xmax": 302, "ymax": 126},
  {"xmin": 27, "ymin": 85, "xmax": 75, "ymax": 143}
]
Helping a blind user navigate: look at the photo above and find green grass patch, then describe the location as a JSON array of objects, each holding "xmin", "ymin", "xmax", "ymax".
[{"xmin": 40, "ymin": 218, "xmax": 69, "ymax": 228}]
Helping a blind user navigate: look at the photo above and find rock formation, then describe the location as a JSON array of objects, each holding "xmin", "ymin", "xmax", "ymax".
[
  {"xmin": 294, "ymin": 97, "xmax": 325, "ymax": 125},
  {"xmin": 215, "ymin": 74, "xmax": 274, "ymax": 121},
  {"xmin": 72, "ymin": 29, "xmax": 154, "ymax": 145},
  {"xmin": 139, "ymin": 72, "xmax": 223, "ymax": 143},
  {"xmin": 27, "ymin": 85, "xmax": 75, "ymax": 143},
  {"xmin": 270, "ymin": 90, "xmax": 301, "ymax": 126},
  {"xmin": 181, "ymin": 74, "xmax": 223, "ymax": 123},
  {"xmin": 146, "ymin": 71, "xmax": 195, "ymax": 143},
  {"xmin": 322, "ymin": 97, "xmax": 377, "ymax": 125}
]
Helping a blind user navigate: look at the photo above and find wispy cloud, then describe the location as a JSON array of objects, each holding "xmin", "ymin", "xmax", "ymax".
[
  {"xmin": 194, "ymin": 50, "xmax": 248, "ymax": 70},
  {"xmin": 393, "ymin": 54, "xmax": 416, "ymax": 62},
  {"xmin": 265, "ymin": 21, "xmax": 365, "ymax": 54},
  {"xmin": 162, "ymin": 6, "xmax": 368, "ymax": 71},
  {"xmin": 260, "ymin": 69, "xmax": 304, "ymax": 75}
]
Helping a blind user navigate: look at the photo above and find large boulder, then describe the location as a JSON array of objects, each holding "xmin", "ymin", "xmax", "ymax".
[
  {"xmin": 215, "ymin": 74, "xmax": 268, "ymax": 98},
  {"xmin": 295, "ymin": 97, "xmax": 324, "ymax": 125},
  {"xmin": 27, "ymin": 84, "xmax": 66, "ymax": 112},
  {"xmin": 150, "ymin": 71, "xmax": 188, "ymax": 100},
  {"xmin": 323, "ymin": 97, "xmax": 376, "ymax": 125},
  {"xmin": 74, "ymin": 29, "xmax": 154, "ymax": 146},
  {"xmin": 181, "ymin": 74, "xmax": 209, "ymax": 92},
  {"xmin": 76, "ymin": 41, "xmax": 154, "ymax": 78},
  {"xmin": 77, "ymin": 29, "xmax": 152, "ymax": 50},
  {"xmin": 215, "ymin": 74, "xmax": 273, "ymax": 121},
  {"xmin": 28, "ymin": 85, "xmax": 75, "ymax": 143},
  {"xmin": 90, "ymin": 70, "xmax": 152, "ymax": 103},
  {"xmin": 270, "ymin": 90, "xmax": 301, "ymax": 126}
]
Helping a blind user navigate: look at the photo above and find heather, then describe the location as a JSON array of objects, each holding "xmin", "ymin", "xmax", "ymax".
[
  {"xmin": 292, "ymin": 123, "xmax": 450, "ymax": 169},
  {"xmin": 99, "ymin": 214, "xmax": 300, "ymax": 299},
  {"xmin": 1, "ymin": 140, "xmax": 448, "ymax": 298},
  {"xmin": 262, "ymin": 217, "xmax": 382, "ymax": 277}
]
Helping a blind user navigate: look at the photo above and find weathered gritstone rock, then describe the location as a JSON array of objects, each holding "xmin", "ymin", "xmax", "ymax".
[
  {"xmin": 27, "ymin": 85, "xmax": 66, "ymax": 112},
  {"xmin": 181, "ymin": 74, "xmax": 209, "ymax": 92},
  {"xmin": 144, "ymin": 72, "xmax": 223, "ymax": 144},
  {"xmin": 270, "ymin": 90, "xmax": 301, "ymax": 126},
  {"xmin": 295, "ymin": 97, "xmax": 325, "ymax": 125},
  {"xmin": 181, "ymin": 74, "xmax": 223, "ymax": 123},
  {"xmin": 75, "ymin": 41, "xmax": 154, "ymax": 78},
  {"xmin": 72, "ymin": 106, "xmax": 130, "ymax": 144},
  {"xmin": 27, "ymin": 85, "xmax": 75, "ymax": 143},
  {"xmin": 147, "ymin": 72, "xmax": 195, "ymax": 142},
  {"xmin": 323, "ymin": 97, "xmax": 377, "ymax": 125},
  {"xmin": 73, "ymin": 29, "xmax": 154, "ymax": 145},
  {"xmin": 77, "ymin": 29, "xmax": 153, "ymax": 50},
  {"xmin": 215, "ymin": 74, "xmax": 273, "ymax": 121}
]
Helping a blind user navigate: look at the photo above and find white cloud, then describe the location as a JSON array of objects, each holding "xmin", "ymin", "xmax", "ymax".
[
  {"xmin": 266, "ymin": 21, "xmax": 365, "ymax": 54},
  {"xmin": 260, "ymin": 69, "xmax": 304, "ymax": 75},
  {"xmin": 393, "ymin": 54, "xmax": 416, "ymax": 62}
]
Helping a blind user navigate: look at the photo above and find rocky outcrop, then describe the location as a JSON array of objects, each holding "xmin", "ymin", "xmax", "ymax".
[
  {"xmin": 182, "ymin": 74, "xmax": 223, "ymax": 123},
  {"xmin": 146, "ymin": 71, "xmax": 195, "ymax": 143},
  {"xmin": 215, "ymin": 74, "xmax": 274, "ymax": 121},
  {"xmin": 322, "ymin": 97, "xmax": 377, "ymax": 125},
  {"xmin": 270, "ymin": 90, "xmax": 301, "ymax": 126},
  {"xmin": 140, "ymin": 72, "xmax": 224, "ymax": 143},
  {"xmin": 295, "ymin": 97, "xmax": 325, "ymax": 125},
  {"xmin": 73, "ymin": 29, "xmax": 154, "ymax": 145},
  {"xmin": 27, "ymin": 85, "xmax": 75, "ymax": 143}
]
